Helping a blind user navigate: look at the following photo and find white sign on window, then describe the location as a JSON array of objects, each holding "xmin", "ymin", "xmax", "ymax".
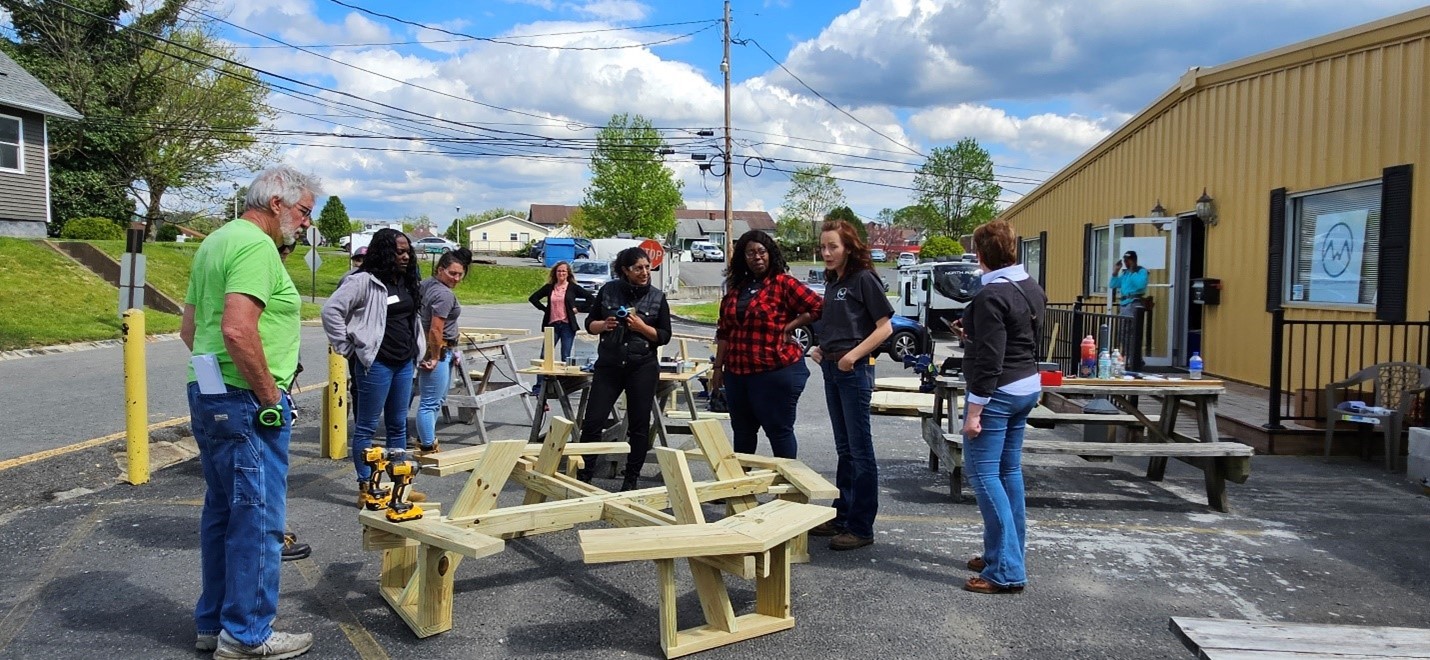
[
  {"xmin": 1118, "ymin": 237, "xmax": 1167, "ymax": 270},
  {"xmin": 1307, "ymin": 209, "xmax": 1367, "ymax": 304}
]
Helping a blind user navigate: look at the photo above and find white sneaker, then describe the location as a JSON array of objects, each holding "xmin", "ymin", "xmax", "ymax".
[
  {"xmin": 214, "ymin": 630, "xmax": 313, "ymax": 659},
  {"xmin": 196, "ymin": 633, "xmax": 218, "ymax": 651}
]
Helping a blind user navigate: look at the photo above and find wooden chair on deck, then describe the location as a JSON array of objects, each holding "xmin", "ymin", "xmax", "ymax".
[{"xmin": 1323, "ymin": 362, "xmax": 1430, "ymax": 471}]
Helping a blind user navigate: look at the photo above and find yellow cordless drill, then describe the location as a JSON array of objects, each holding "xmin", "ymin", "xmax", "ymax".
[
  {"xmin": 385, "ymin": 455, "xmax": 424, "ymax": 522},
  {"xmin": 360, "ymin": 447, "xmax": 392, "ymax": 511}
]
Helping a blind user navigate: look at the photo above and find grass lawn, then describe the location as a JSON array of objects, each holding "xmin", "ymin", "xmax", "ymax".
[
  {"xmin": 453, "ymin": 263, "xmax": 549, "ymax": 305},
  {"xmin": 0, "ymin": 238, "xmax": 180, "ymax": 350},
  {"xmin": 672, "ymin": 301, "xmax": 720, "ymax": 324}
]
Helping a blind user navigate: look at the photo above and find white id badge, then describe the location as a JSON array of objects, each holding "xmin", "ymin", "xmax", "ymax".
[
  {"xmin": 192, "ymin": 354, "xmax": 226, "ymax": 394},
  {"xmin": 387, "ymin": 295, "xmax": 400, "ymax": 305}
]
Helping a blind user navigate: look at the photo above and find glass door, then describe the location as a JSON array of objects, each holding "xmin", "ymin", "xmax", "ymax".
[{"xmin": 1107, "ymin": 217, "xmax": 1178, "ymax": 367}]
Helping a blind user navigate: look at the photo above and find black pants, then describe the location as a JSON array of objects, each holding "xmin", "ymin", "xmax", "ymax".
[{"xmin": 580, "ymin": 359, "xmax": 659, "ymax": 477}]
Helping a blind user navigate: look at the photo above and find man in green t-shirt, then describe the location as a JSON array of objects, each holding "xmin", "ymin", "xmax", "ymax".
[{"xmin": 179, "ymin": 165, "xmax": 321, "ymax": 659}]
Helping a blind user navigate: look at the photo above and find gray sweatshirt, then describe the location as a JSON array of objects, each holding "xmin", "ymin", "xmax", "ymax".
[{"xmin": 321, "ymin": 272, "xmax": 427, "ymax": 369}]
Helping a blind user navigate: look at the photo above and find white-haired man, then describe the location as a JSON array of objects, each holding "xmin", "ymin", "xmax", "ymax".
[{"xmin": 180, "ymin": 165, "xmax": 321, "ymax": 659}]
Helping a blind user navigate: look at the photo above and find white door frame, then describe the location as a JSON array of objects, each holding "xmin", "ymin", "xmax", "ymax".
[{"xmin": 1107, "ymin": 216, "xmax": 1177, "ymax": 367}]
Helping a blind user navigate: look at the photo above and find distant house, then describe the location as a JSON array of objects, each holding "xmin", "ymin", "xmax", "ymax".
[
  {"xmin": 0, "ymin": 50, "xmax": 82, "ymax": 238},
  {"xmin": 525, "ymin": 203, "xmax": 776, "ymax": 248},
  {"xmin": 467, "ymin": 214, "xmax": 548, "ymax": 253}
]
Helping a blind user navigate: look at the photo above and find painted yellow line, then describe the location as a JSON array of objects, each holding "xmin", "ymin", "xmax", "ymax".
[{"xmin": 0, "ymin": 382, "xmax": 326, "ymax": 473}]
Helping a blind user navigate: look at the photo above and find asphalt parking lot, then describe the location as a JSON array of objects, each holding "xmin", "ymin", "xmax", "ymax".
[{"xmin": 1, "ymin": 305, "xmax": 1427, "ymax": 659}]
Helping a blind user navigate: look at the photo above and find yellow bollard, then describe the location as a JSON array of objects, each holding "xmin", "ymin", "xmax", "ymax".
[
  {"xmin": 322, "ymin": 346, "xmax": 349, "ymax": 460},
  {"xmin": 122, "ymin": 308, "xmax": 149, "ymax": 485}
]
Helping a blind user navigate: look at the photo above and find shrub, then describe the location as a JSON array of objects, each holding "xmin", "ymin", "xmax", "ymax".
[
  {"xmin": 60, "ymin": 217, "xmax": 124, "ymax": 240},
  {"xmin": 156, "ymin": 223, "xmax": 179, "ymax": 242},
  {"xmin": 921, "ymin": 235, "xmax": 962, "ymax": 260}
]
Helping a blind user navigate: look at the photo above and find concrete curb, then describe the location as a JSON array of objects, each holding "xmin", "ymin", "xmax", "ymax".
[{"xmin": 0, "ymin": 332, "xmax": 182, "ymax": 361}]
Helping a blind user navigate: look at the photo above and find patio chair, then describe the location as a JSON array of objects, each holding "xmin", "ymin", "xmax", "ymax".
[{"xmin": 1323, "ymin": 361, "xmax": 1430, "ymax": 471}]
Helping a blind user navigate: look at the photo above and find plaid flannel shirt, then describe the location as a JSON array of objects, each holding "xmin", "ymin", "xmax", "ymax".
[{"xmin": 716, "ymin": 272, "xmax": 823, "ymax": 375}]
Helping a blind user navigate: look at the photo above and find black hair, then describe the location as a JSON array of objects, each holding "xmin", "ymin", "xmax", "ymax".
[
  {"xmin": 434, "ymin": 247, "xmax": 473, "ymax": 275},
  {"xmin": 613, "ymin": 246, "xmax": 651, "ymax": 283},
  {"xmin": 724, "ymin": 231, "xmax": 786, "ymax": 289},
  {"xmin": 359, "ymin": 228, "xmax": 420, "ymax": 302}
]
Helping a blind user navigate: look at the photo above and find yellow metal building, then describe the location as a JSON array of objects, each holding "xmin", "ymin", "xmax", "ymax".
[{"xmin": 998, "ymin": 7, "xmax": 1430, "ymax": 390}]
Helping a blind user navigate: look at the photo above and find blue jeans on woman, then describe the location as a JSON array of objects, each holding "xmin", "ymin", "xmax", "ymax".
[
  {"xmin": 352, "ymin": 357, "xmax": 414, "ymax": 481},
  {"xmin": 725, "ymin": 359, "xmax": 809, "ymax": 459},
  {"xmin": 821, "ymin": 358, "xmax": 878, "ymax": 539},
  {"xmin": 964, "ymin": 389, "xmax": 1041, "ymax": 588},
  {"xmin": 187, "ymin": 382, "xmax": 290, "ymax": 647},
  {"xmin": 415, "ymin": 352, "xmax": 454, "ymax": 450}
]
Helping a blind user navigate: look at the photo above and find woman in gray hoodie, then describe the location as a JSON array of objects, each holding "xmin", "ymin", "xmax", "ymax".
[{"xmin": 321, "ymin": 228, "xmax": 427, "ymax": 506}]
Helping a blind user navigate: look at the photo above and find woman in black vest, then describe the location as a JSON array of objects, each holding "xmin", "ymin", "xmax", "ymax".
[{"xmin": 576, "ymin": 247, "xmax": 672, "ymax": 491}]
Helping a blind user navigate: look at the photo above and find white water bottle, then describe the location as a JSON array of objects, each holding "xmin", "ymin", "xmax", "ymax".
[
  {"xmin": 1111, "ymin": 349, "xmax": 1124, "ymax": 378},
  {"xmin": 1097, "ymin": 349, "xmax": 1111, "ymax": 379},
  {"xmin": 1189, "ymin": 352, "xmax": 1204, "ymax": 380}
]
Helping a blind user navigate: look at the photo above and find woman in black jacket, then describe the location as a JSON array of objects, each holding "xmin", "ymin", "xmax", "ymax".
[
  {"xmin": 575, "ymin": 247, "xmax": 672, "ymax": 491},
  {"xmin": 959, "ymin": 219, "xmax": 1046, "ymax": 595},
  {"xmin": 528, "ymin": 261, "xmax": 593, "ymax": 372}
]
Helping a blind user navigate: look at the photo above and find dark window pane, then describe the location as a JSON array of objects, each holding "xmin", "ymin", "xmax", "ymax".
[
  {"xmin": 0, "ymin": 118, "xmax": 17, "ymax": 144},
  {"xmin": 0, "ymin": 146, "xmax": 17, "ymax": 170}
]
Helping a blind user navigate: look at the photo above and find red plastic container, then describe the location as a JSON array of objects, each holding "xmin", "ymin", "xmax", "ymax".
[{"xmin": 1040, "ymin": 370, "xmax": 1064, "ymax": 386}]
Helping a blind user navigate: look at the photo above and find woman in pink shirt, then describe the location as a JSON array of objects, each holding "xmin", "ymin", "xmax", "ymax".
[{"xmin": 529, "ymin": 261, "xmax": 594, "ymax": 376}]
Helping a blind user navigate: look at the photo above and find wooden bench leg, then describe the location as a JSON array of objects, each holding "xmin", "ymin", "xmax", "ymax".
[
  {"xmin": 929, "ymin": 450, "xmax": 940, "ymax": 473},
  {"xmin": 1146, "ymin": 397, "xmax": 1179, "ymax": 481},
  {"xmin": 1204, "ymin": 458, "xmax": 1229, "ymax": 513},
  {"xmin": 754, "ymin": 542, "xmax": 791, "ymax": 619},
  {"xmin": 657, "ymin": 559, "xmax": 679, "ymax": 655}
]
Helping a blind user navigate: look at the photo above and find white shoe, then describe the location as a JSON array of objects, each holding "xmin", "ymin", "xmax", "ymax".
[
  {"xmin": 214, "ymin": 630, "xmax": 313, "ymax": 659},
  {"xmin": 196, "ymin": 633, "xmax": 218, "ymax": 651}
]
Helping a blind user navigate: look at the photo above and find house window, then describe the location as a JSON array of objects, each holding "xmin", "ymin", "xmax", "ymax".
[
  {"xmin": 0, "ymin": 115, "xmax": 22, "ymax": 173},
  {"xmin": 509, "ymin": 232, "xmax": 518, "ymax": 242},
  {"xmin": 1087, "ymin": 226, "xmax": 1111, "ymax": 295},
  {"xmin": 1020, "ymin": 237, "xmax": 1042, "ymax": 284},
  {"xmin": 1284, "ymin": 181, "xmax": 1381, "ymax": 307},
  {"xmin": 480, "ymin": 232, "xmax": 487, "ymax": 241}
]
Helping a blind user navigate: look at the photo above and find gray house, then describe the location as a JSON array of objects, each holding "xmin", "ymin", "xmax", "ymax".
[{"xmin": 0, "ymin": 50, "xmax": 82, "ymax": 238}]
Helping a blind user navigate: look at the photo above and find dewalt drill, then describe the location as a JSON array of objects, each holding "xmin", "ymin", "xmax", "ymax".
[
  {"xmin": 385, "ymin": 454, "xmax": 424, "ymax": 522},
  {"xmin": 360, "ymin": 447, "xmax": 392, "ymax": 511}
]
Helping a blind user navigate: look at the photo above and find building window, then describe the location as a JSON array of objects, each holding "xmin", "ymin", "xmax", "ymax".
[
  {"xmin": 0, "ymin": 115, "xmax": 22, "ymax": 173},
  {"xmin": 509, "ymin": 232, "xmax": 518, "ymax": 242},
  {"xmin": 1284, "ymin": 181, "xmax": 1381, "ymax": 307},
  {"xmin": 1087, "ymin": 226, "xmax": 1111, "ymax": 295},
  {"xmin": 480, "ymin": 232, "xmax": 487, "ymax": 241},
  {"xmin": 1020, "ymin": 237, "xmax": 1042, "ymax": 285}
]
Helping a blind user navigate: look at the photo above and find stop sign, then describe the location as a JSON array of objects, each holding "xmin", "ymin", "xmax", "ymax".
[{"xmin": 640, "ymin": 238, "xmax": 665, "ymax": 269}]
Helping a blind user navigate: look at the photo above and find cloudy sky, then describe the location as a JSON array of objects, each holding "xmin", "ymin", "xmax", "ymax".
[{"xmin": 196, "ymin": 0, "xmax": 1424, "ymax": 228}]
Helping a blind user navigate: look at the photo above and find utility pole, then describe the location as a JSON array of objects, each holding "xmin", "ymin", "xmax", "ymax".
[{"xmin": 722, "ymin": 0, "xmax": 733, "ymax": 260}]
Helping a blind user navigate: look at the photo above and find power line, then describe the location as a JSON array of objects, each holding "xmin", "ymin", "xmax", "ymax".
[
  {"xmin": 328, "ymin": 0, "xmax": 720, "ymax": 51},
  {"xmin": 226, "ymin": 18, "xmax": 724, "ymax": 49}
]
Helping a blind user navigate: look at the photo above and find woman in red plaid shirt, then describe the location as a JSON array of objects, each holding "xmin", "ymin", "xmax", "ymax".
[{"xmin": 710, "ymin": 231, "xmax": 822, "ymax": 458}]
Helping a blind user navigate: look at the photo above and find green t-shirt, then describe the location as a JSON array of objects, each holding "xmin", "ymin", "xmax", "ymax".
[{"xmin": 185, "ymin": 219, "xmax": 302, "ymax": 390}]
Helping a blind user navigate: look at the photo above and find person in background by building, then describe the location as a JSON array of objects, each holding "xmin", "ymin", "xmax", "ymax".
[
  {"xmin": 1109, "ymin": 250, "xmax": 1148, "ymax": 317},
  {"xmin": 180, "ymin": 165, "xmax": 320, "ymax": 658},
  {"xmin": 808, "ymin": 220, "xmax": 893, "ymax": 552},
  {"xmin": 960, "ymin": 219, "xmax": 1046, "ymax": 595},
  {"xmin": 321, "ymin": 228, "xmax": 427, "ymax": 507},
  {"xmin": 528, "ymin": 260, "xmax": 594, "ymax": 392},
  {"xmin": 575, "ymin": 247, "xmax": 672, "ymax": 491},
  {"xmin": 710, "ymin": 230, "xmax": 822, "ymax": 459},
  {"xmin": 415, "ymin": 248, "xmax": 473, "ymax": 452}
]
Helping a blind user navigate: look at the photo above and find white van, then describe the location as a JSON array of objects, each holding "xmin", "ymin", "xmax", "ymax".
[{"xmin": 896, "ymin": 260, "xmax": 984, "ymax": 333}]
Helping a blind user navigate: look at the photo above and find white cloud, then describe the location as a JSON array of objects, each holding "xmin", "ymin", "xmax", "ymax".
[
  {"xmin": 569, "ymin": 1, "xmax": 650, "ymax": 22},
  {"xmin": 908, "ymin": 104, "xmax": 1117, "ymax": 158}
]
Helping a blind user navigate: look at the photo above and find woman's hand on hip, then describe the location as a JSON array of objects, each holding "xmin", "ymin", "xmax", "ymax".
[
  {"xmin": 837, "ymin": 354, "xmax": 855, "ymax": 372},
  {"xmin": 809, "ymin": 346, "xmax": 823, "ymax": 363}
]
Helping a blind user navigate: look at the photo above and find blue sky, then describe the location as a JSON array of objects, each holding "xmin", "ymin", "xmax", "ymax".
[{"xmin": 191, "ymin": 0, "xmax": 1428, "ymax": 227}]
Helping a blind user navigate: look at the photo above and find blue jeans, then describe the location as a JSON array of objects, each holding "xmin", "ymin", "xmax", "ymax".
[
  {"xmin": 963, "ymin": 389, "xmax": 1040, "ymax": 588},
  {"xmin": 415, "ymin": 352, "xmax": 454, "ymax": 449},
  {"xmin": 725, "ymin": 359, "xmax": 809, "ymax": 459},
  {"xmin": 352, "ymin": 358, "xmax": 414, "ymax": 481},
  {"xmin": 188, "ymin": 382, "xmax": 290, "ymax": 647},
  {"xmin": 821, "ymin": 358, "xmax": 877, "ymax": 538}
]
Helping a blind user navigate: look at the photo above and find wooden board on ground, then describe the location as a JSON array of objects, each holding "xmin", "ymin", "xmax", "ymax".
[
  {"xmin": 874, "ymin": 377, "xmax": 924, "ymax": 392},
  {"xmin": 871, "ymin": 391, "xmax": 936, "ymax": 416},
  {"xmin": 1170, "ymin": 616, "xmax": 1430, "ymax": 659}
]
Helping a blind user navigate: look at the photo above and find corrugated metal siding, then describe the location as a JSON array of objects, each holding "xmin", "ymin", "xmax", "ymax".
[
  {"xmin": 1002, "ymin": 32, "xmax": 1429, "ymax": 387},
  {"xmin": 0, "ymin": 109, "xmax": 48, "ymax": 223}
]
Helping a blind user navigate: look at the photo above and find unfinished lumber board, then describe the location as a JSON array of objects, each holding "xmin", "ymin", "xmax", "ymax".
[
  {"xmin": 450, "ymin": 440, "xmax": 527, "ymax": 518},
  {"xmin": 358, "ymin": 510, "xmax": 503, "ymax": 560},
  {"xmin": 870, "ymin": 391, "xmax": 935, "ymax": 416},
  {"xmin": 420, "ymin": 441, "xmax": 629, "ymax": 476},
  {"xmin": 1170, "ymin": 616, "xmax": 1430, "ymax": 659},
  {"xmin": 663, "ymin": 614, "xmax": 795, "ymax": 659},
  {"xmin": 523, "ymin": 417, "xmax": 574, "ymax": 505},
  {"xmin": 580, "ymin": 524, "xmax": 766, "ymax": 562},
  {"xmin": 712, "ymin": 499, "xmax": 836, "ymax": 551},
  {"xmin": 1027, "ymin": 406, "xmax": 1160, "ymax": 428},
  {"xmin": 874, "ymin": 376, "xmax": 924, "ymax": 392},
  {"xmin": 688, "ymin": 421, "xmax": 758, "ymax": 514}
]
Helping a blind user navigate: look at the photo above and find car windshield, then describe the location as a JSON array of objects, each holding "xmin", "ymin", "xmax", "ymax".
[
  {"xmin": 931, "ymin": 263, "xmax": 983, "ymax": 302},
  {"xmin": 807, "ymin": 269, "xmax": 825, "ymax": 284},
  {"xmin": 571, "ymin": 261, "xmax": 609, "ymax": 275}
]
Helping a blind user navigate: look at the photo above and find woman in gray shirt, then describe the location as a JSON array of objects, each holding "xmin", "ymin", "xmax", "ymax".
[{"xmin": 415, "ymin": 248, "xmax": 472, "ymax": 452}]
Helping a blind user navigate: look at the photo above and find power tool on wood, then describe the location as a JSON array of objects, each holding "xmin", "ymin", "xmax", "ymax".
[
  {"xmin": 385, "ymin": 455, "xmax": 424, "ymax": 522},
  {"xmin": 360, "ymin": 447, "xmax": 392, "ymax": 511}
]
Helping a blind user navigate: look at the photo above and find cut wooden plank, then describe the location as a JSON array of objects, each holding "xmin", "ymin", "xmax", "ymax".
[
  {"xmin": 1028, "ymin": 405, "xmax": 1160, "ymax": 428},
  {"xmin": 870, "ymin": 391, "xmax": 935, "ymax": 416},
  {"xmin": 770, "ymin": 460, "xmax": 838, "ymax": 501},
  {"xmin": 523, "ymin": 417, "xmax": 574, "ymax": 505},
  {"xmin": 449, "ymin": 440, "xmax": 527, "ymax": 519},
  {"xmin": 687, "ymin": 420, "xmax": 758, "ymax": 514},
  {"xmin": 664, "ymin": 613, "xmax": 796, "ymax": 659},
  {"xmin": 458, "ymin": 326, "xmax": 530, "ymax": 337},
  {"xmin": 874, "ymin": 376, "xmax": 925, "ymax": 392},
  {"xmin": 358, "ymin": 511, "xmax": 504, "ymax": 560},
  {"xmin": 579, "ymin": 525, "xmax": 764, "ymax": 563},
  {"xmin": 420, "ymin": 441, "xmax": 630, "ymax": 476},
  {"xmin": 663, "ymin": 410, "xmax": 731, "ymax": 421},
  {"xmin": 1170, "ymin": 616, "xmax": 1430, "ymax": 659},
  {"xmin": 713, "ymin": 500, "xmax": 835, "ymax": 550}
]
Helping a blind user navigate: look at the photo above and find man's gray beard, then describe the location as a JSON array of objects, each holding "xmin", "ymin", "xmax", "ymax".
[{"xmin": 280, "ymin": 219, "xmax": 300, "ymax": 246}]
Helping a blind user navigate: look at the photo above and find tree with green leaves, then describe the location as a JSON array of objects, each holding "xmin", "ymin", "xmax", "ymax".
[
  {"xmin": 912, "ymin": 138, "xmax": 1001, "ymax": 238},
  {"xmin": 580, "ymin": 113, "xmax": 683, "ymax": 239},
  {"xmin": 921, "ymin": 235, "xmax": 963, "ymax": 260},
  {"xmin": 445, "ymin": 207, "xmax": 524, "ymax": 245},
  {"xmin": 824, "ymin": 206, "xmax": 867, "ymax": 242},
  {"xmin": 777, "ymin": 164, "xmax": 846, "ymax": 259},
  {"xmin": 317, "ymin": 196, "xmax": 351, "ymax": 245}
]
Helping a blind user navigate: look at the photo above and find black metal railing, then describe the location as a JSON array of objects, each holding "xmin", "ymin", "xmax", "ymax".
[
  {"xmin": 1265, "ymin": 309, "xmax": 1430, "ymax": 429},
  {"xmin": 1040, "ymin": 300, "xmax": 1146, "ymax": 375}
]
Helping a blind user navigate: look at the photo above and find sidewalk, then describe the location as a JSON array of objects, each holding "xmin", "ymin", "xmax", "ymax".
[{"xmin": 2, "ymin": 363, "xmax": 1428, "ymax": 659}]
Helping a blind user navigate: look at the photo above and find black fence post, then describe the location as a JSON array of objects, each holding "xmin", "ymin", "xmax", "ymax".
[
  {"xmin": 1129, "ymin": 307, "xmax": 1147, "ymax": 372},
  {"xmin": 1264, "ymin": 308, "xmax": 1286, "ymax": 430}
]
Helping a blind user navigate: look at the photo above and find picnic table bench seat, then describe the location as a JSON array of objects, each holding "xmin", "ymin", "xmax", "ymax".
[{"xmin": 1170, "ymin": 616, "xmax": 1430, "ymax": 659}]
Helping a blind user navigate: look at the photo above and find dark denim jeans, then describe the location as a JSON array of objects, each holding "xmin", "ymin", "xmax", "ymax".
[
  {"xmin": 724, "ymin": 359, "xmax": 809, "ymax": 459},
  {"xmin": 188, "ymin": 382, "xmax": 290, "ymax": 647},
  {"xmin": 821, "ymin": 358, "xmax": 878, "ymax": 539},
  {"xmin": 579, "ymin": 359, "xmax": 659, "ymax": 478},
  {"xmin": 352, "ymin": 358, "xmax": 414, "ymax": 482},
  {"xmin": 963, "ymin": 389, "xmax": 1041, "ymax": 588}
]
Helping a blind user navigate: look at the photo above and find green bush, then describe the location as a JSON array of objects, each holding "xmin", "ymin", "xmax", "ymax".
[
  {"xmin": 60, "ymin": 217, "xmax": 124, "ymax": 240},
  {"xmin": 156, "ymin": 223, "xmax": 179, "ymax": 242},
  {"xmin": 921, "ymin": 235, "xmax": 962, "ymax": 260}
]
